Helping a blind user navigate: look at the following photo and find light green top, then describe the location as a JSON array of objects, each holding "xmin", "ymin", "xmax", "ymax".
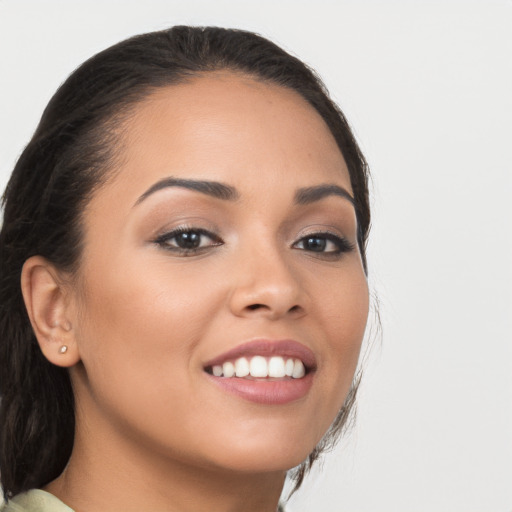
[
  {"xmin": 0, "ymin": 490, "xmax": 73, "ymax": 512},
  {"xmin": 1, "ymin": 489, "xmax": 286, "ymax": 511}
]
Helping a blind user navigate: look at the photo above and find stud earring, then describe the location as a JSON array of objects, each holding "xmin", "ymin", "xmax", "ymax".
[{"xmin": 58, "ymin": 345, "xmax": 68, "ymax": 354}]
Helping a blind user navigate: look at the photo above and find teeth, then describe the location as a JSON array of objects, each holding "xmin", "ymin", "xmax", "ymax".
[
  {"xmin": 222, "ymin": 361, "xmax": 235, "ymax": 378},
  {"xmin": 292, "ymin": 359, "xmax": 306, "ymax": 379},
  {"xmin": 211, "ymin": 356, "xmax": 307, "ymax": 379},
  {"xmin": 249, "ymin": 356, "xmax": 268, "ymax": 377},
  {"xmin": 268, "ymin": 356, "xmax": 286, "ymax": 378},
  {"xmin": 235, "ymin": 357, "xmax": 250, "ymax": 377}
]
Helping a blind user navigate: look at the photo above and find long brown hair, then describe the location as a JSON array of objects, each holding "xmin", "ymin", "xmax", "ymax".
[{"xmin": 0, "ymin": 25, "xmax": 371, "ymax": 499}]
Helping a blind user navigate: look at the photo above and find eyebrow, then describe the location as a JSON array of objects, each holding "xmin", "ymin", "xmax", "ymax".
[
  {"xmin": 135, "ymin": 178, "xmax": 354, "ymax": 208},
  {"xmin": 294, "ymin": 184, "xmax": 355, "ymax": 206},
  {"xmin": 134, "ymin": 177, "xmax": 239, "ymax": 206}
]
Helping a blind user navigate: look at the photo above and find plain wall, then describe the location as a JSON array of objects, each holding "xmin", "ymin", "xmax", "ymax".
[{"xmin": 1, "ymin": 1, "xmax": 511, "ymax": 511}]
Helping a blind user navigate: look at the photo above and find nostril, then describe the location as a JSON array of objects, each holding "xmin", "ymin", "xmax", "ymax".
[
  {"xmin": 246, "ymin": 303, "xmax": 302, "ymax": 314},
  {"xmin": 247, "ymin": 304, "xmax": 265, "ymax": 310}
]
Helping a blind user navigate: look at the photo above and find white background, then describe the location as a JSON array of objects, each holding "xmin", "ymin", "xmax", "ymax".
[{"xmin": 1, "ymin": 1, "xmax": 511, "ymax": 511}]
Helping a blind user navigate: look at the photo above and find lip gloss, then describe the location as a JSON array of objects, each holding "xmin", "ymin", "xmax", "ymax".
[
  {"xmin": 206, "ymin": 371, "xmax": 314, "ymax": 405},
  {"xmin": 203, "ymin": 339, "xmax": 316, "ymax": 405}
]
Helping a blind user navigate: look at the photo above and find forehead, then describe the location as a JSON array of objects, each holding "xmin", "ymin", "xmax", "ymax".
[{"xmin": 96, "ymin": 72, "xmax": 352, "ymax": 207}]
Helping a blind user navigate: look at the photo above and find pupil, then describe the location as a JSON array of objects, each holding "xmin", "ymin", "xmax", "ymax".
[
  {"xmin": 177, "ymin": 232, "xmax": 201, "ymax": 249},
  {"xmin": 306, "ymin": 237, "xmax": 326, "ymax": 251}
]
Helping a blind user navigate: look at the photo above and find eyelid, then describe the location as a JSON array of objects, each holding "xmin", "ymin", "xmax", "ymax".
[
  {"xmin": 292, "ymin": 230, "xmax": 355, "ymax": 255},
  {"xmin": 154, "ymin": 226, "xmax": 219, "ymax": 242},
  {"xmin": 294, "ymin": 224, "xmax": 350, "ymax": 242},
  {"xmin": 153, "ymin": 225, "xmax": 223, "ymax": 254}
]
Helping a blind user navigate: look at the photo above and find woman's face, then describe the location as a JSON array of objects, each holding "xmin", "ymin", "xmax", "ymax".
[{"xmin": 69, "ymin": 73, "xmax": 369, "ymax": 474}]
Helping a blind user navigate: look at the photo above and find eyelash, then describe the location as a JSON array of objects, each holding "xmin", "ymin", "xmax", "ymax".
[
  {"xmin": 154, "ymin": 227, "xmax": 222, "ymax": 256},
  {"xmin": 292, "ymin": 232, "xmax": 355, "ymax": 257},
  {"xmin": 153, "ymin": 227, "xmax": 354, "ymax": 258}
]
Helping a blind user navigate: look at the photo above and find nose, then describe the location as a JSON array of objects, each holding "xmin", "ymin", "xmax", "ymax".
[{"xmin": 228, "ymin": 243, "xmax": 308, "ymax": 320}]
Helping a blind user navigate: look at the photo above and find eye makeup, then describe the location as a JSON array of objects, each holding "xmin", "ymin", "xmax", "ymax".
[{"xmin": 153, "ymin": 226, "xmax": 223, "ymax": 256}]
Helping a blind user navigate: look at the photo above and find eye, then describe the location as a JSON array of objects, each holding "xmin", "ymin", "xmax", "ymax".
[
  {"xmin": 293, "ymin": 232, "xmax": 354, "ymax": 256},
  {"xmin": 154, "ymin": 227, "xmax": 222, "ymax": 255}
]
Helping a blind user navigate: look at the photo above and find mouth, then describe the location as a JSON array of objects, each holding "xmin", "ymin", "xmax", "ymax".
[
  {"xmin": 203, "ymin": 339, "xmax": 316, "ymax": 405},
  {"xmin": 204, "ymin": 355, "xmax": 308, "ymax": 380}
]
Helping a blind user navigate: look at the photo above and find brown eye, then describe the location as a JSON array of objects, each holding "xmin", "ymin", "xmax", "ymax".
[
  {"xmin": 293, "ymin": 233, "xmax": 354, "ymax": 255},
  {"xmin": 301, "ymin": 236, "xmax": 327, "ymax": 252},
  {"xmin": 155, "ymin": 228, "xmax": 222, "ymax": 254},
  {"xmin": 174, "ymin": 231, "xmax": 202, "ymax": 249}
]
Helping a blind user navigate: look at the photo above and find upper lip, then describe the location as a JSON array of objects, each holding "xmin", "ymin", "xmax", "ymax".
[{"xmin": 203, "ymin": 339, "xmax": 317, "ymax": 371}]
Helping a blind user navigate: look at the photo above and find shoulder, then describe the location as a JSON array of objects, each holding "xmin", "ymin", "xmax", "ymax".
[{"xmin": 0, "ymin": 490, "xmax": 73, "ymax": 512}]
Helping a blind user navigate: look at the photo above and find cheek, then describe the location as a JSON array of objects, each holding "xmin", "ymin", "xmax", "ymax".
[
  {"xmin": 78, "ymin": 250, "xmax": 217, "ymax": 341},
  {"xmin": 73, "ymin": 255, "xmax": 222, "ymax": 408},
  {"xmin": 331, "ymin": 277, "xmax": 369, "ymax": 357},
  {"xmin": 70, "ymin": 257, "xmax": 234, "ymax": 462},
  {"xmin": 316, "ymin": 268, "xmax": 369, "ymax": 402}
]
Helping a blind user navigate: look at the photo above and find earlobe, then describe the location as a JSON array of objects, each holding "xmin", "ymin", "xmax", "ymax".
[{"xmin": 21, "ymin": 256, "xmax": 81, "ymax": 368}]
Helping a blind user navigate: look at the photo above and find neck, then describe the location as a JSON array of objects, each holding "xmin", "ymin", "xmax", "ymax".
[{"xmin": 45, "ymin": 412, "xmax": 286, "ymax": 512}]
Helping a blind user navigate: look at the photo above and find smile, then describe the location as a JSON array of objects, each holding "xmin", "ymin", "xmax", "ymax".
[
  {"xmin": 203, "ymin": 339, "xmax": 316, "ymax": 404},
  {"xmin": 206, "ymin": 355, "xmax": 306, "ymax": 379}
]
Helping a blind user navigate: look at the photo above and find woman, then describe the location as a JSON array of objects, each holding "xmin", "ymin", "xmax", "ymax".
[{"xmin": 0, "ymin": 26, "xmax": 370, "ymax": 511}]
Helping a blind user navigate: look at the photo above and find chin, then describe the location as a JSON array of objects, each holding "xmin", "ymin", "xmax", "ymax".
[
  {"xmin": 209, "ymin": 448, "xmax": 311, "ymax": 475},
  {"xmin": 196, "ymin": 423, "xmax": 322, "ymax": 474}
]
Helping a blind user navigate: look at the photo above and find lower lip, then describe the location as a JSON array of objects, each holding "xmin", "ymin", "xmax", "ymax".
[{"xmin": 206, "ymin": 372, "xmax": 314, "ymax": 405}]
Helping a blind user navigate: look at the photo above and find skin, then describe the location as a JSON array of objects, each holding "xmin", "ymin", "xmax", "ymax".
[{"xmin": 22, "ymin": 72, "xmax": 369, "ymax": 512}]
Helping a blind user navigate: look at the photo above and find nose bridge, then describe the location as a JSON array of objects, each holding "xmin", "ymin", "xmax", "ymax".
[{"xmin": 228, "ymin": 234, "xmax": 306, "ymax": 319}]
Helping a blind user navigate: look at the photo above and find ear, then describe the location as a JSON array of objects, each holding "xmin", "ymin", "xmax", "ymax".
[{"xmin": 21, "ymin": 256, "xmax": 81, "ymax": 368}]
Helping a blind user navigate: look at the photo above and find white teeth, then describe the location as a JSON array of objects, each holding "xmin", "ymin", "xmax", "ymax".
[
  {"xmin": 292, "ymin": 359, "xmax": 306, "ymax": 379},
  {"xmin": 211, "ymin": 355, "xmax": 308, "ymax": 379},
  {"xmin": 249, "ymin": 356, "xmax": 268, "ymax": 377},
  {"xmin": 235, "ymin": 357, "xmax": 250, "ymax": 377},
  {"xmin": 284, "ymin": 358, "xmax": 294, "ymax": 377},
  {"xmin": 268, "ymin": 356, "xmax": 286, "ymax": 378},
  {"xmin": 222, "ymin": 361, "xmax": 235, "ymax": 378}
]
